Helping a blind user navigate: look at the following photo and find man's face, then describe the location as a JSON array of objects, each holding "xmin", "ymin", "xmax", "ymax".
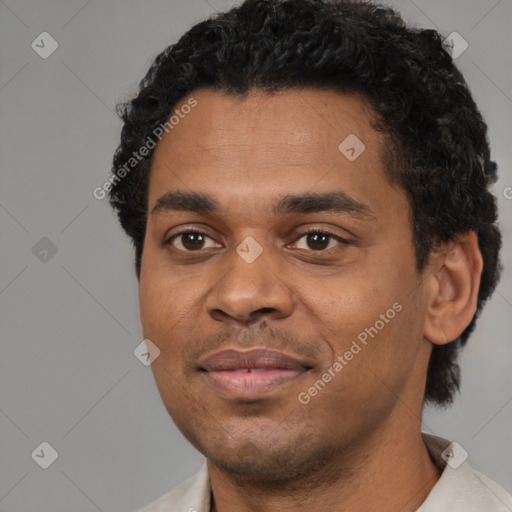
[{"xmin": 139, "ymin": 89, "xmax": 433, "ymax": 482}]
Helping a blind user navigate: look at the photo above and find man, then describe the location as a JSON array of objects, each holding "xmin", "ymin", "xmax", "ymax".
[{"xmin": 108, "ymin": 0, "xmax": 511, "ymax": 510}]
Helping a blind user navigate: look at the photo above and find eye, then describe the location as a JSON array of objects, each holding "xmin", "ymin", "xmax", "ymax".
[
  {"xmin": 165, "ymin": 228, "xmax": 349, "ymax": 253},
  {"xmin": 292, "ymin": 229, "xmax": 348, "ymax": 252},
  {"xmin": 166, "ymin": 230, "xmax": 220, "ymax": 252}
]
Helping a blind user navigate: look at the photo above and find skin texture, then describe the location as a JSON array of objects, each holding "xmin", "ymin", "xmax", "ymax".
[{"xmin": 138, "ymin": 88, "xmax": 483, "ymax": 512}]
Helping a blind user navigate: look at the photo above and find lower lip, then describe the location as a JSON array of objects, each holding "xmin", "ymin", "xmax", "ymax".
[{"xmin": 202, "ymin": 368, "xmax": 307, "ymax": 399}]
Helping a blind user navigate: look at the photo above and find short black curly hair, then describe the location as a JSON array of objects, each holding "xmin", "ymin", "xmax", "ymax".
[{"xmin": 108, "ymin": 0, "xmax": 501, "ymax": 407}]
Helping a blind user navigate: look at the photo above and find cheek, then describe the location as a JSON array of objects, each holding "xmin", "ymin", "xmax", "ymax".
[
  {"xmin": 139, "ymin": 280, "xmax": 199, "ymax": 348},
  {"xmin": 139, "ymin": 275, "xmax": 198, "ymax": 410},
  {"xmin": 138, "ymin": 269, "xmax": 213, "ymax": 392},
  {"xmin": 301, "ymin": 254, "xmax": 421, "ymax": 379},
  {"xmin": 306, "ymin": 265, "xmax": 401, "ymax": 338},
  {"xmin": 138, "ymin": 277, "xmax": 171, "ymax": 337},
  {"xmin": 139, "ymin": 246, "xmax": 198, "ymax": 335}
]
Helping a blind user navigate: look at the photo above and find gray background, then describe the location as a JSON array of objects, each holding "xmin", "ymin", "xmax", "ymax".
[{"xmin": 0, "ymin": 0, "xmax": 511, "ymax": 510}]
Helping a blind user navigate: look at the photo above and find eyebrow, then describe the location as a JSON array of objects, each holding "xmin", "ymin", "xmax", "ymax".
[{"xmin": 150, "ymin": 190, "xmax": 375, "ymax": 220}]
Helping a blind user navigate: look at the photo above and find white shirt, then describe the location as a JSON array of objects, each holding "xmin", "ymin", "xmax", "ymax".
[{"xmin": 138, "ymin": 433, "xmax": 512, "ymax": 512}]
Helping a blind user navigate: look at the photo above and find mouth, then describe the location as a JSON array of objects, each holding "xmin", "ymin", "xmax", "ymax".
[{"xmin": 198, "ymin": 348, "xmax": 312, "ymax": 400}]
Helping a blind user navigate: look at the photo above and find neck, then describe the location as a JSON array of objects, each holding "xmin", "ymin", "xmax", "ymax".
[{"xmin": 207, "ymin": 420, "xmax": 441, "ymax": 512}]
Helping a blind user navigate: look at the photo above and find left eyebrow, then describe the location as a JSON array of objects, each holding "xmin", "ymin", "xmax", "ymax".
[
  {"xmin": 150, "ymin": 190, "xmax": 375, "ymax": 220},
  {"xmin": 273, "ymin": 191, "xmax": 375, "ymax": 220}
]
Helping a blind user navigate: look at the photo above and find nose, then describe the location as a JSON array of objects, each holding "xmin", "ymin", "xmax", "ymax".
[{"xmin": 205, "ymin": 243, "xmax": 294, "ymax": 327}]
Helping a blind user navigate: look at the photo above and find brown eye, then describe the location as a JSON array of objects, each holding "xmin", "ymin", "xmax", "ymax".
[
  {"xmin": 305, "ymin": 232, "xmax": 330, "ymax": 250},
  {"xmin": 293, "ymin": 230, "xmax": 348, "ymax": 252},
  {"xmin": 167, "ymin": 231, "xmax": 218, "ymax": 251}
]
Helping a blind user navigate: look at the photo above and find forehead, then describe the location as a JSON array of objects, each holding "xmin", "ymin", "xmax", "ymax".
[
  {"xmin": 147, "ymin": 88, "xmax": 404, "ymax": 221},
  {"xmin": 153, "ymin": 88, "xmax": 379, "ymax": 163}
]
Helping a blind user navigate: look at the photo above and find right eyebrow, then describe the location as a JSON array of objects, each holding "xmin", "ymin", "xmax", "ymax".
[{"xmin": 150, "ymin": 191, "xmax": 219, "ymax": 216}]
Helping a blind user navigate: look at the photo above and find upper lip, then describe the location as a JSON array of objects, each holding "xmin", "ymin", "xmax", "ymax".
[{"xmin": 198, "ymin": 348, "xmax": 311, "ymax": 372}]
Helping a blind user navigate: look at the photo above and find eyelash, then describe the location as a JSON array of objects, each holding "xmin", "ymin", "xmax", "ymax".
[{"xmin": 165, "ymin": 228, "xmax": 349, "ymax": 254}]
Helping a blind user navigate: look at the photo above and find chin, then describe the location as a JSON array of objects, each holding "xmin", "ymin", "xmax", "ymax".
[{"xmin": 200, "ymin": 429, "xmax": 345, "ymax": 490}]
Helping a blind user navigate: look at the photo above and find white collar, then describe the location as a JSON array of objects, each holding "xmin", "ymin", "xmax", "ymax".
[{"xmin": 139, "ymin": 432, "xmax": 512, "ymax": 511}]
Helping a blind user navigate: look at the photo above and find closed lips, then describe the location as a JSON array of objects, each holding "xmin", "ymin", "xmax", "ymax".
[{"xmin": 198, "ymin": 348, "xmax": 311, "ymax": 372}]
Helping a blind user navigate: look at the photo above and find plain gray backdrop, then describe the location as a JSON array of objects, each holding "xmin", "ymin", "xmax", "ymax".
[{"xmin": 1, "ymin": 0, "xmax": 511, "ymax": 510}]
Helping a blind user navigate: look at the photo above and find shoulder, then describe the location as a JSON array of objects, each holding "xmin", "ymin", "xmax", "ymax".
[
  {"xmin": 136, "ymin": 461, "xmax": 210, "ymax": 512},
  {"xmin": 419, "ymin": 433, "xmax": 512, "ymax": 512},
  {"xmin": 469, "ymin": 468, "xmax": 512, "ymax": 511}
]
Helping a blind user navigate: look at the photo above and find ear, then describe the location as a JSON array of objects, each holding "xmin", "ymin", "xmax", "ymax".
[{"xmin": 423, "ymin": 232, "xmax": 483, "ymax": 345}]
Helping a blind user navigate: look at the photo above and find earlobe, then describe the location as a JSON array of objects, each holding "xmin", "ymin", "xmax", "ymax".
[{"xmin": 423, "ymin": 232, "xmax": 483, "ymax": 345}]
